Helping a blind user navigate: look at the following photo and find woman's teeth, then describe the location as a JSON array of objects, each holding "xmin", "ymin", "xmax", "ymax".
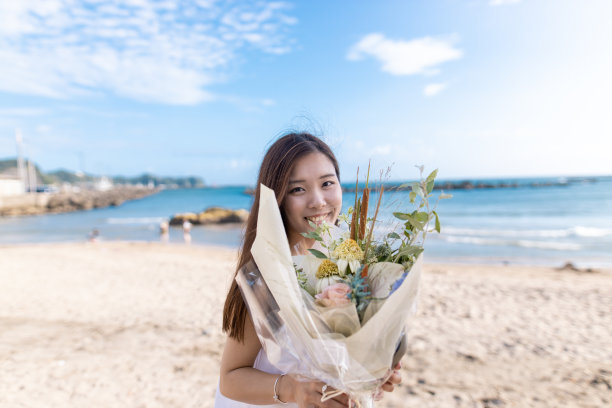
[{"xmin": 306, "ymin": 214, "xmax": 328, "ymax": 223}]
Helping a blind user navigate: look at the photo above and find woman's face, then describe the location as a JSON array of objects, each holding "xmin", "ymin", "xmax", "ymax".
[{"xmin": 282, "ymin": 152, "xmax": 342, "ymax": 252}]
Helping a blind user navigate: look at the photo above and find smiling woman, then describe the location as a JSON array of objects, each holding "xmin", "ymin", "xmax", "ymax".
[
  {"xmin": 220, "ymin": 133, "xmax": 341, "ymax": 343},
  {"xmin": 216, "ymin": 133, "xmax": 401, "ymax": 407}
]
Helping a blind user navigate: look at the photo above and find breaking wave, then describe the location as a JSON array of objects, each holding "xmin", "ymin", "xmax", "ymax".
[
  {"xmin": 442, "ymin": 226, "xmax": 612, "ymax": 239},
  {"xmin": 106, "ymin": 217, "xmax": 167, "ymax": 225},
  {"xmin": 443, "ymin": 236, "xmax": 583, "ymax": 251}
]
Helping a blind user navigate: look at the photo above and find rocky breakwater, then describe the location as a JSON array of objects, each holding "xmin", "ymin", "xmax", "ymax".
[
  {"xmin": 0, "ymin": 186, "xmax": 157, "ymax": 216},
  {"xmin": 169, "ymin": 207, "xmax": 249, "ymax": 226}
]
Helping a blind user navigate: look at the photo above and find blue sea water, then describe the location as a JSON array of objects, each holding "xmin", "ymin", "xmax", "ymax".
[{"xmin": 1, "ymin": 177, "xmax": 611, "ymax": 267}]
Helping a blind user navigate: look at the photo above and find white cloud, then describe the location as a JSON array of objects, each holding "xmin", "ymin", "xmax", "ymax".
[
  {"xmin": 229, "ymin": 158, "xmax": 255, "ymax": 169},
  {"xmin": 216, "ymin": 95, "xmax": 277, "ymax": 112},
  {"xmin": 347, "ymin": 33, "xmax": 462, "ymax": 76},
  {"xmin": 339, "ymin": 136, "xmax": 437, "ymax": 182},
  {"xmin": 489, "ymin": 0, "xmax": 522, "ymax": 5},
  {"xmin": 372, "ymin": 144, "xmax": 392, "ymax": 155},
  {"xmin": 0, "ymin": 108, "xmax": 48, "ymax": 117},
  {"xmin": 35, "ymin": 124, "xmax": 52, "ymax": 133},
  {"xmin": 0, "ymin": 0, "xmax": 296, "ymax": 105},
  {"xmin": 423, "ymin": 83, "xmax": 447, "ymax": 97}
]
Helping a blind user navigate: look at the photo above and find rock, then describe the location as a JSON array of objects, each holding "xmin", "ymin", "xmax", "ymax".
[
  {"xmin": 590, "ymin": 373, "xmax": 611, "ymax": 390},
  {"xmin": 555, "ymin": 262, "xmax": 598, "ymax": 273},
  {"xmin": 457, "ymin": 352, "xmax": 480, "ymax": 362},
  {"xmin": 0, "ymin": 186, "xmax": 157, "ymax": 217},
  {"xmin": 557, "ymin": 262, "xmax": 579, "ymax": 272},
  {"xmin": 481, "ymin": 397, "xmax": 505, "ymax": 407},
  {"xmin": 169, "ymin": 212, "xmax": 199, "ymax": 225},
  {"xmin": 170, "ymin": 207, "xmax": 249, "ymax": 226}
]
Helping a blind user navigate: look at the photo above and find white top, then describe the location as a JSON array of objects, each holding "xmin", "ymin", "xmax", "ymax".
[{"xmin": 214, "ymin": 348, "xmax": 298, "ymax": 407}]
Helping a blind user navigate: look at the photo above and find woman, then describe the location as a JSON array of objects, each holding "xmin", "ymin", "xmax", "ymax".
[{"xmin": 216, "ymin": 133, "xmax": 401, "ymax": 407}]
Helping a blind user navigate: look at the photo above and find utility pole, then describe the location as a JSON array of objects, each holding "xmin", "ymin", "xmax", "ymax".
[
  {"xmin": 27, "ymin": 158, "xmax": 36, "ymax": 193},
  {"xmin": 15, "ymin": 128, "xmax": 26, "ymax": 193}
]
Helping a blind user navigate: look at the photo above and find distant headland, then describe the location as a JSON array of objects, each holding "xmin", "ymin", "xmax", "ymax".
[
  {"xmin": 0, "ymin": 158, "xmax": 205, "ymax": 189},
  {"xmin": 0, "ymin": 158, "xmax": 204, "ymax": 217},
  {"xmin": 341, "ymin": 176, "xmax": 602, "ymax": 192}
]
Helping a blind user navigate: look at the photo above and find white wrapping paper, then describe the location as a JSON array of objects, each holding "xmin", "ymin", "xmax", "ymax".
[{"xmin": 238, "ymin": 184, "xmax": 423, "ymax": 404}]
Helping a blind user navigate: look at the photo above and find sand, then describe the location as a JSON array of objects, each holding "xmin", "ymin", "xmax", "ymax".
[{"xmin": 0, "ymin": 242, "xmax": 610, "ymax": 407}]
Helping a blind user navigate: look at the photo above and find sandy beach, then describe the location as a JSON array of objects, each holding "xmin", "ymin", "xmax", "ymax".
[{"xmin": 0, "ymin": 242, "xmax": 610, "ymax": 408}]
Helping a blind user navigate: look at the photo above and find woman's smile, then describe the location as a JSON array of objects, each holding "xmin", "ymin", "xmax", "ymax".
[
  {"xmin": 282, "ymin": 151, "xmax": 342, "ymax": 251},
  {"xmin": 305, "ymin": 212, "xmax": 334, "ymax": 224}
]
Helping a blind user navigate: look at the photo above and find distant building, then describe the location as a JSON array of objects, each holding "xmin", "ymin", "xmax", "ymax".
[
  {"xmin": 95, "ymin": 176, "xmax": 113, "ymax": 191},
  {"xmin": 0, "ymin": 175, "xmax": 25, "ymax": 197}
]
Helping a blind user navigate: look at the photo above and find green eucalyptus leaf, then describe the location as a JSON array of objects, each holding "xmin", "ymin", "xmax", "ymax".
[
  {"xmin": 409, "ymin": 191, "xmax": 416, "ymax": 203},
  {"xmin": 426, "ymin": 179, "xmax": 435, "ymax": 194},
  {"xmin": 405, "ymin": 214, "xmax": 425, "ymax": 231},
  {"xmin": 301, "ymin": 231, "xmax": 323, "ymax": 241},
  {"xmin": 393, "ymin": 212, "xmax": 411, "ymax": 220},
  {"xmin": 425, "ymin": 169, "xmax": 438, "ymax": 183},
  {"xmin": 433, "ymin": 210, "xmax": 441, "ymax": 233},
  {"xmin": 397, "ymin": 245, "xmax": 423, "ymax": 258},
  {"xmin": 415, "ymin": 212, "xmax": 429, "ymax": 223},
  {"xmin": 387, "ymin": 232, "xmax": 401, "ymax": 240},
  {"xmin": 411, "ymin": 182, "xmax": 423, "ymax": 198},
  {"xmin": 308, "ymin": 249, "xmax": 328, "ymax": 259}
]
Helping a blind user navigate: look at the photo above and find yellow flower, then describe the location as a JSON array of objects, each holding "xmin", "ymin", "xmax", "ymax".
[
  {"xmin": 316, "ymin": 259, "xmax": 340, "ymax": 279},
  {"xmin": 333, "ymin": 239, "xmax": 364, "ymax": 260},
  {"xmin": 332, "ymin": 239, "xmax": 364, "ymax": 274}
]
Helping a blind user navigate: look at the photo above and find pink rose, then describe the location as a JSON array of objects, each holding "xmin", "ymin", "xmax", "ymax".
[{"xmin": 315, "ymin": 283, "xmax": 351, "ymax": 307}]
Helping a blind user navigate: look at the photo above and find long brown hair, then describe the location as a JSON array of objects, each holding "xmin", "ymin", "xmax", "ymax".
[{"xmin": 222, "ymin": 132, "xmax": 340, "ymax": 342}]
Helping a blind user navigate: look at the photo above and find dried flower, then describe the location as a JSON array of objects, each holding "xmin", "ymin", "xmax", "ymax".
[{"xmin": 359, "ymin": 188, "xmax": 369, "ymax": 240}]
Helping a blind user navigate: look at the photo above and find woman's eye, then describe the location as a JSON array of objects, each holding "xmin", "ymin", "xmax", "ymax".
[
  {"xmin": 322, "ymin": 180, "xmax": 335, "ymax": 187},
  {"xmin": 289, "ymin": 187, "xmax": 304, "ymax": 194}
]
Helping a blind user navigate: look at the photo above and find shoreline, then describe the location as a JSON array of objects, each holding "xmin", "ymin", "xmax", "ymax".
[{"xmin": 2, "ymin": 183, "xmax": 610, "ymax": 269}]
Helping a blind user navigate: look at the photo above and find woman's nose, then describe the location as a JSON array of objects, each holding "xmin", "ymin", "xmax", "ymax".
[{"xmin": 308, "ymin": 189, "xmax": 326, "ymax": 208}]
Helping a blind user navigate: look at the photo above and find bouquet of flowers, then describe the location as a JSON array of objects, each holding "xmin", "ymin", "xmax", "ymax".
[{"xmin": 236, "ymin": 167, "xmax": 449, "ymax": 407}]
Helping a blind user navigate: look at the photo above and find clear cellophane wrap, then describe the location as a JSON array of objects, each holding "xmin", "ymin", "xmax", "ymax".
[{"xmin": 236, "ymin": 184, "xmax": 422, "ymax": 406}]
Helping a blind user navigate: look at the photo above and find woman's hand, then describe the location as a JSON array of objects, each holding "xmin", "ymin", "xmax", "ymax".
[
  {"xmin": 381, "ymin": 362, "xmax": 402, "ymax": 393},
  {"xmin": 282, "ymin": 375, "xmax": 349, "ymax": 408}
]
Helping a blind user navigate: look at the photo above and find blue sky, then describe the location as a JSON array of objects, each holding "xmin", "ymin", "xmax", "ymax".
[{"xmin": 1, "ymin": 0, "xmax": 611, "ymax": 185}]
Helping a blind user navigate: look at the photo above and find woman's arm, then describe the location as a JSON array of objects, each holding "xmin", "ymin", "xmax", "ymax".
[
  {"xmin": 219, "ymin": 313, "xmax": 274, "ymax": 403},
  {"xmin": 219, "ymin": 314, "xmax": 348, "ymax": 407}
]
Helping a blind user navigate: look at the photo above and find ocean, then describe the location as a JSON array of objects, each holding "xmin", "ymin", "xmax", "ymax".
[{"xmin": 1, "ymin": 177, "xmax": 611, "ymax": 267}]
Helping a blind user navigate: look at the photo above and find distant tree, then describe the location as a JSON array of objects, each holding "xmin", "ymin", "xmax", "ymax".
[{"xmin": 1, "ymin": 158, "xmax": 204, "ymax": 188}]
